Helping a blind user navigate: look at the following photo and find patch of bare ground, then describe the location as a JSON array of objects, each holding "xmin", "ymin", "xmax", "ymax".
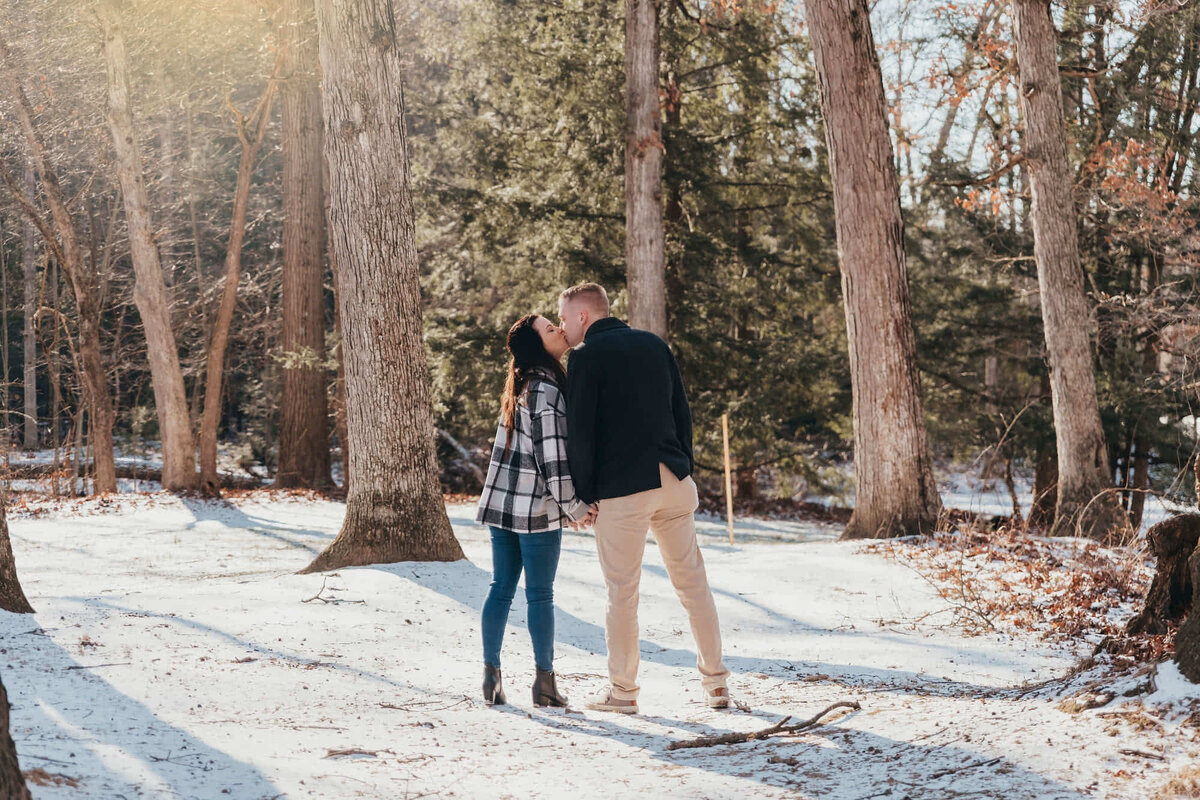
[
  {"xmin": 860, "ymin": 525, "xmax": 1157, "ymax": 652},
  {"xmin": 23, "ymin": 768, "xmax": 79, "ymax": 788},
  {"xmin": 696, "ymin": 492, "xmax": 853, "ymax": 524},
  {"xmin": 1157, "ymin": 764, "xmax": 1200, "ymax": 799}
]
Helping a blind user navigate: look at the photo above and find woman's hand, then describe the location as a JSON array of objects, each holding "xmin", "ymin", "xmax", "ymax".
[{"xmin": 570, "ymin": 503, "xmax": 600, "ymax": 530}]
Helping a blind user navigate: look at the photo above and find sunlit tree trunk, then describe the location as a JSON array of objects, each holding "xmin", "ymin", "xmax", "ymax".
[
  {"xmin": 198, "ymin": 81, "xmax": 277, "ymax": 494},
  {"xmin": 97, "ymin": 0, "xmax": 197, "ymax": 491},
  {"xmin": 625, "ymin": 0, "xmax": 667, "ymax": 340},
  {"xmin": 804, "ymin": 0, "xmax": 942, "ymax": 539},
  {"xmin": 302, "ymin": 0, "xmax": 464, "ymax": 572},
  {"xmin": 277, "ymin": 0, "xmax": 332, "ymax": 489},
  {"xmin": 1011, "ymin": 0, "xmax": 1127, "ymax": 540}
]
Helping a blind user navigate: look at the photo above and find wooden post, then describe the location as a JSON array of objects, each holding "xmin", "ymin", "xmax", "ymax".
[{"xmin": 722, "ymin": 413, "xmax": 734, "ymax": 543}]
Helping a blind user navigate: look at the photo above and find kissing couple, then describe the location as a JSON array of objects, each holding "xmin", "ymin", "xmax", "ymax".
[{"xmin": 474, "ymin": 282, "xmax": 730, "ymax": 714}]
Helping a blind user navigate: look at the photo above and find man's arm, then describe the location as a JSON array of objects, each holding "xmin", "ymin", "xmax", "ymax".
[
  {"xmin": 669, "ymin": 351, "xmax": 694, "ymax": 473},
  {"xmin": 565, "ymin": 348, "xmax": 600, "ymax": 504}
]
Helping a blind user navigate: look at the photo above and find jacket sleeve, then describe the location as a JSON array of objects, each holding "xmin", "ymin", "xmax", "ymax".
[
  {"xmin": 565, "ymin": 348, "xmax": 599, "ymax": 504},
  {"xmin": 669, "ymin": 351, "xmax": 694, "ymax": 472},
  {"xmin": 529, "ymin": 385, "xmax": 590, "ymax": 521}
]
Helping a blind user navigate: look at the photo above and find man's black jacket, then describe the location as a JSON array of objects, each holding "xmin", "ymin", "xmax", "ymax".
[{"xmin": 564, "ymin": 317, "xmax": 693, "ymax": 503}]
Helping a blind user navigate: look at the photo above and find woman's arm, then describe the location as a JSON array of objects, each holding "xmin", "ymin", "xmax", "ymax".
[{"xmin": 529, "ymin": 384, "xmax": 591, "ymax": 522}]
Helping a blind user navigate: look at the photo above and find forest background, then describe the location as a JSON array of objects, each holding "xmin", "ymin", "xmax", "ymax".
[{"xmin": 1, "ymin": 0, "xmax": 1198, "ymax": 531}]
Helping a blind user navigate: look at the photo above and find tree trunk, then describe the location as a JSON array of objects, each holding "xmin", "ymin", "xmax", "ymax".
[
  {"xmin": 301, "ymin": 0, "xmax": 464, "ymax": 573},
  {"xmin": 735, "ymin": 466, "xmax": 758, "ymax": 500},
  {"xmin": 1031, "ymin": 437, "xmax": 1058, "ymax": 530},
  {"xmin": 1129, "ymin": 255, "xmax": 1159, "ymax": 530},
  {"xmin": 1011, "ymin": 0, "xmax": 1126, "ymax": 541},
  {"xmin": 1125, "ymin": 514, "xmax": 1200, "ymax": 635},
  {"xmin": 1176, "ymin": 546, "xmax": 1200, "ymax": 683},
  {"xmin": 331, "ymin": 248, "xmax": 350, "ymax": 493},
  {"xmin": 97, "ymin": 0, "xmax": 196, "ymax": 491},
  {"xmin": 21, "ymin": 163, "xmax": 37, "ymax": 451},
  {"xmin": 0, "ymin": 674, "xmax": 31, "ymax": 800},
  {"xmin": 624, "ymin": 0, "xmax": 667, "ymax": 340},
  {"xmin": 804, "ymin": 0, "xmax": 942, "ymax": 539},
  {"xmin": 0, "ymin": 498, "xmax": 32, "ymax": 614},
  {"xmin": 0, "ymin": 40, "xmax": 118, "ymax": 494},
  {"xmin": 277, "ymin": 0, "xmax": 332, "ymax": 490},
  {"xmin": 198, "ymin": 82, "xmax": 277, "ymax": 495}
]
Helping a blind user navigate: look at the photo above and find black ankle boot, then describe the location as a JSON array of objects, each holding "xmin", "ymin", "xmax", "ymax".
[
  {"xmin": 532, "ymin": 668, "xmax": 568, "ymax": 707},
  {"xmin": 483, "ymin": 665, "xmax": 506, "ymax": 706}
]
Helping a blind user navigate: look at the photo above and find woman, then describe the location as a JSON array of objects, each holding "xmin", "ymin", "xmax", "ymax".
[{"xmin": 475, "ymin": 314, "xmax": 595, "ymax": 707}]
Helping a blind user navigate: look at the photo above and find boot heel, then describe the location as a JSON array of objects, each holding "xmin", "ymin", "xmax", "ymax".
[
  {"xmin": 483, "ymin": 665, "xmax": 506, "ymax": 706},
  {"xmin": 532, "ymin": 669, "xmax": 568, "ymax": 708}
]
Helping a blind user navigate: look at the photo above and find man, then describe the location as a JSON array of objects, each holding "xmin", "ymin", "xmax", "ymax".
[{"xmin": 558, "ymin": 282, "xmax": 730, "ymax": 714}]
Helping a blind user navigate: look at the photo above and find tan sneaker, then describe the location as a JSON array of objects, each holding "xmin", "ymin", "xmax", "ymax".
[
  {"xmin": 706, "ymin": 687, "xmax": 730, "ymax": 709},
  {"xmin": 586, "ymin": 692, "xmax": 638, "ymax": 714}
]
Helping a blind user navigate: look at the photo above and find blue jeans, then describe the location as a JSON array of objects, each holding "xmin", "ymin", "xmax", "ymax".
[{"xmin": 481, "ymin": 527, "xmax": 562, "ymax": 673}]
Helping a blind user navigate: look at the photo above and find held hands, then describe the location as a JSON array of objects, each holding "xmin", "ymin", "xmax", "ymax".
[{"xmin": 569, "ymin": 503, "xmax": 600, "ymax": 531}]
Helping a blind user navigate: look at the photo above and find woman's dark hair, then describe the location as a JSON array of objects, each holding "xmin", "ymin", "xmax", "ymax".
[{"xmin": 500, "ymin": 315, "xmax": 567, "ymax": 454}]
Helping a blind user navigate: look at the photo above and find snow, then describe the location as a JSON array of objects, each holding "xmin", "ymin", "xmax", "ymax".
[
  {"xmin": 1148, "ymin": 662, "xmax": 1200, "ymax": 707},
  {"xmin": 2, "ymin": 493, "xmax": 1197, "ymax": 799}
]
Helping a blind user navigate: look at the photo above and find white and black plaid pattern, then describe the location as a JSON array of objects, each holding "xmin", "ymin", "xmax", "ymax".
[{"xmin": 475, "ymin": 376, "xmax": 591, "ymax": 533}]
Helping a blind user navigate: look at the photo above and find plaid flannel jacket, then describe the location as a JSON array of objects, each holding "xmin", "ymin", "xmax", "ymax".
[{"xmin": 475, "ymin": 374, "xmax": 591, "ymax": 533}]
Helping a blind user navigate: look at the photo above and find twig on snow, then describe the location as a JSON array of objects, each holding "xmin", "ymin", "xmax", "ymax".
[
  {"xmin": 666, "ymin": 700, "xmax": 861, "ymax": 750},
  {"xmin": 926, "ymin": 756, "xmax": 1003, "ymax": 780},
  {"xmin": 302, "ymin": 575, "xmax": 364, "ymax": 605},
  {"xmin": 64, "ymin": 662, "xmax": 130, "ymax": 670},
  {"xmin": 381, "ymin": 696, "xmax": 470, "ymax": 713},
  {"xmin": 1120, "ymin": 748, "xmax": 1165, "ymax": 761},
  {"xmin": 324, "ymin": 747, "xmax": 391, "ymax": 759}
]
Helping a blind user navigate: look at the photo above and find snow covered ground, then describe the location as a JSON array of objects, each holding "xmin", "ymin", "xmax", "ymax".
[{"xmin": 2, "ymin": 493, "xmax": 1198, "ymax": 799}]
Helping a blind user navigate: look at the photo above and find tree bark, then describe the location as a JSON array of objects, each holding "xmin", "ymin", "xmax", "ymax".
[
  {"xmin": 21, "ymin": 164, "xmax": 37, "ymax": 451},
  {"xmin": 1125, "ymin": 514, "xmax": 1200, "ymax": 636},
  {"xmin": 624, "ymin": 0, "xmax": 667, "ymax": 340},
  {"xmin": 97, "ymin": 0, "xmax": 197, "ymax": 491},
  {"xmin": 276, "ymin": 0, "xmax": 332, "ymax": 490},
  {"xmin": 0, "ymin": 38, "xmax": 118, "ymax": 494},
  {"xmin": 198, "ymin": 82, "xmax": 277, "ymax": 495},
  {"xmin": 301, "ymin": 0, "xmax": 464, "ymax": 572},
  {"xmin": 0, "ymin": 497, "xmax": 32, "ymax": 614},
  {"xmin": 0, "ymin": 674, "xmax": 31, "ymax": 800},
  {"xmin": 1011, "ymin": 0, "xmax": 1126, "ymax": 541},
  {"xmin": 1176, "ymin": 545, "xmax": 1200, "ymax": 683},
  {"xmin": 330, "ymin": 245, "xmax": 350, "ymax": 493},
  {"xmin": 804, "ymin": 0, "xmax": 942, "ymax": 539}
]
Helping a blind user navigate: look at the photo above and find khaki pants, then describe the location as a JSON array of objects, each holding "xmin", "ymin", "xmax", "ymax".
[{"xmin": 594, "ymin": 463, "xmax": 729, "ymax": 700}]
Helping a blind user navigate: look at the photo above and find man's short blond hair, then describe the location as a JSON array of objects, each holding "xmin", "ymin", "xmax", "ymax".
[{"xmin": 559, "ymin": 282, "xmax": 610, "ymax": 316}]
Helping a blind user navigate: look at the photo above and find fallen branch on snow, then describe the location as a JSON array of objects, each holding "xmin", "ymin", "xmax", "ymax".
[{"xmin": 665, "ymin": 700, "xmax": 860, "ymax": 750}]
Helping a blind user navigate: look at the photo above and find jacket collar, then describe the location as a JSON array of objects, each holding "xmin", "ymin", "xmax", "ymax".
[
  {"xmin": 527, "ymin": 366, "xmax": 560, "ymax": 384},
  {"xmin": 583, "ymin": 317, "xmax": 627, "ymax": 342}
]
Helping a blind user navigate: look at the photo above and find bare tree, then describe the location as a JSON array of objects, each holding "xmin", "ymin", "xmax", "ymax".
[
  {"xmin": 804, "ymin": 0, "xmax": 942, "ymax": 539},
  {"xmin": 198, "ymin": 81, "xmax": 277, "ymax": 494},
  {"xmin": 625, "ymin": 0, "xmax": 667, "ymax": 340},
  {"xmin": 276, "ymin": 0, "xmax": 332, "ymax": 489},
  {"xmin": 0, "ymin": 37, "xmax": 119, "ymax": 494},
  {"xmin": 97, "ymin": 0, "xmax": 197, "ymax": 491},
  {"xmin": 301, "ymin": 0, "xmax": 464, "ymax": 572},
  {"xmin": 1011, "ymin": 0, "xmax": 1127, "ymax": 540}
]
